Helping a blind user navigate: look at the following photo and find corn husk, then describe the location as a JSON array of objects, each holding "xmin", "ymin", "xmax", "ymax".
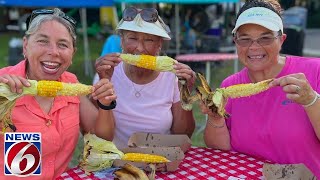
[{"xmin": 79, "ymin": 133, "xmax": 124, "ymax": 174}]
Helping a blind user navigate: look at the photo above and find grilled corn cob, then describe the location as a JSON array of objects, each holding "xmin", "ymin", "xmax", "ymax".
[
  {"xmin": 120, "ymin": 54, "xmax": 177, "ymax": 72},
  {"xmin": 37, "ymin": 80, "xmax": 92, "ymax": 97},
  {"xmin": 122, "ymin": 153, "xmax": 169, "ymax": 163},
  {"xmin": 0, "ymin": 80, "xmax": 93, "ymax": 133},
  {"xmin": 185, "ymin": 73, "xmax": 274, "ymax": 117},
  {"xmin": 221, "ymin": 79, "xmax": 273, "ymax": 98}
]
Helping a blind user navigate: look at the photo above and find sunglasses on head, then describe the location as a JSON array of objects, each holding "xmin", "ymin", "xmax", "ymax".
[
  {"xmin": 26, "ymin": 9, "xmax": 77, "ymax": 30},
  {"xmin": 123, "ymin": 7, "xmax": 170, "ymax": 33}
]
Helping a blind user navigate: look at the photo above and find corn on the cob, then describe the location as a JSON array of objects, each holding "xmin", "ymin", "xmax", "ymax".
[
  {"xmin": 221, "ymin": 79, "xmax": 273, "ymax": 98},
  {"xmin": 1, "ymin": 80, "xmax": 93, "ymax": 133},
  {"xmin": 120, "ymin": 54, "xmax": 177, "ymax": 72},
  {"xmin": 122, "ymin": 153, "xmax": 169, "ymax": 163},
  {"xmin": 186, "ymin": 74, "xmax": 273, "ymax": 118},
  {"xmin": 37, "ymin": 80, "xmax": 92, "ymax": 97}
]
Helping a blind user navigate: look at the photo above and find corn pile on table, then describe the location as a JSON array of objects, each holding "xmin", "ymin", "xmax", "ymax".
[{"xmin": 56, "ymin": 147, "xmax": 268, "ymax": 179}]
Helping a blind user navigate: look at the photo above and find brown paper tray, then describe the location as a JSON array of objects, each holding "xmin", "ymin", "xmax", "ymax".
[{"xmin": 127, "ymin": 132, "xmax": 192, "ymax": 153}]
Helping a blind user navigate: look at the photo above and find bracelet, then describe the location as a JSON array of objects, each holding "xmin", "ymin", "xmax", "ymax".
[
  {"xmin": 97, "ymin": 100, "xmax": 116, "ymax": 110},
  {"xmin": 207, "ymin": 118, "xmax": 225, "ymax": 128},
  {"xmin": 303, "ymin": 91, "xmax": 320, "ymax": 108}
]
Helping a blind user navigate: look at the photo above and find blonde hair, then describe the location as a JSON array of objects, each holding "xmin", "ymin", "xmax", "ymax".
[{"xmin": 25, "ymin": 8, "xmax": 77, "ymax": 47}]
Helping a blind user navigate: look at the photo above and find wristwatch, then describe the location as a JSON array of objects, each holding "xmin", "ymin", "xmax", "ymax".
[{"xmin": 97, "ymin": 100, "xmax": 116, "ymax": 110}]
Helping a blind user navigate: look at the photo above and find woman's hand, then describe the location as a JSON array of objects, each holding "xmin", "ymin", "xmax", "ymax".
[
  {"xmin": 0, "ymin": 74, "xmax": 30, "ymax": 93},
  {"xmin": 91, "ymin": 78, "xmax": 116, "ymax": 106},
  {"xmin": 174, "ymin": 62, "xmax": 196, "ymax": 89},
  {"xmin": 270, "ymin": 73, "xmax": 317, "ymax": 106},
  {"xmin": 199, "ymin": 101, "xmax": 224, "ymax": 120},
  {"xmin": 95, "ymin": 53, "xmax": 122, "ymax": 80}
]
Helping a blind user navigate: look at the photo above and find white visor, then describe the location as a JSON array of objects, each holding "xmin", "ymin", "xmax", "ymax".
[
  {"xmin": 232, "ymin": 7, "xmax": 283, "ymax": 34},
  {"xmin": 116, "ymin": 14, "xmax": 171, "ymax": 40}
]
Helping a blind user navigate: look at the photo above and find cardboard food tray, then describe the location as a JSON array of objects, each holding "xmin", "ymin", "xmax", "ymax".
[
  {"xmin": 127, "ymin": 132, "xmax": 192, "ymax": 153},
  {"xmin": 113, "ymin": 146, "xmax": 184, "ymax": 172},
  {"xmin": 263, "ymin": 163, "xmax": 317, "ymax": 180}
]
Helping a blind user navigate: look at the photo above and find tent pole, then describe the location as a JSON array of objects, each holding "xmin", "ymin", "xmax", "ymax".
[
  {"xmin": 233, "ymin": 1, "xmax": 241, "ymax": 73},
  {"xmin": 175, "ymin": 4, "xmax": 180, "ymax": 55},
  {"xmin": 81, "ymin": 8, "xmax": 93, "ymax": 77}
]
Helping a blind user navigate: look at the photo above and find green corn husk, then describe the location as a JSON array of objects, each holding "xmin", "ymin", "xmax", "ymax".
[
  {"xmin": 0, "ymin": 80, "xmax": 37, "ymax": 133},
  {"xmin": 79, "ymin": 133, "xmax": 124, "ymax": 174}
]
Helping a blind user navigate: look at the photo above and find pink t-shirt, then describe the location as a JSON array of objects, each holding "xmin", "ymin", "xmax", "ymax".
[
  {"xmin": 112, "ymin": 62, "xmax": 180, "ymax": 148},
  {"xmin": 0, "ymin": 60, "xmax": 80, "ymax": 179},
  {"xmin": 222, "ymin": 56, "xmax": 320, "ymax": 177}
]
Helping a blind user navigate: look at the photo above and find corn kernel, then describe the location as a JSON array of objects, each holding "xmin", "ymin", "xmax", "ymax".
[
  {"xmin": 122, "ymin": 153, "xmax": 169, "ymax": 163},
  {"xmin": 222, "ymin": 79, "xmax": 273, "ymax": 98},
  {"xmin": 37, "ymin": 80, "xmax": 92, "ymax": 97},
  {"xmin": 136, "ymin": 55, "xmax": 157, "ymax": 70},
  {"xmin": 37, "ymin": 81, "xmax": 63, "ymax": 97}
]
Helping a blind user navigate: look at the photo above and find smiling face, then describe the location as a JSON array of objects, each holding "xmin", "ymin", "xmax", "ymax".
[
  {"xmin": 121, "ymin": 30, "xmax": 162, "ymax": 56},
  {"xmin": 23, "ymin": 20, "xmax": 75, "ymax": 81},
  {"xmin": 234, "ymin": 24, "xmax": 286, "ymax": 72}
]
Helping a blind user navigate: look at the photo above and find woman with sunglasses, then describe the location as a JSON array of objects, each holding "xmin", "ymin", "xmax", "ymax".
[
  {"xmin": 201, "ymin": 0, "xmax": 320, "ymax": 177},
  {"xmin": 0, "ymin": 8, "xmax": 116, "ymax": 179},
  {"xmin": 95, "ymin": 7, "xmax": 196, "ymax": 149}
]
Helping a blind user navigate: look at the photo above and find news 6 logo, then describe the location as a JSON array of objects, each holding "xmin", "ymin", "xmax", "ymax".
[{"xmin": 4, "ymin": 133, "xmax": 41, "ymax": 177}]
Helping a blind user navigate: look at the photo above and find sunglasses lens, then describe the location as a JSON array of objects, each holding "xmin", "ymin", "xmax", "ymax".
[
  {"xmin": 141, "ymin": 8, "xmax": 158, "ymax": 22},
  {"xmin": 123, "ymin": 7, "xmax": 138, "ymax": 21},
  {"xmin": 27, "ymin": 9, "xmax": 76, "ymax": 30}
]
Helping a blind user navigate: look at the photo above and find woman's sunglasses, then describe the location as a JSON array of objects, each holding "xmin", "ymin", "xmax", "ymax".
[
  {"xmin": 123, "ymin": 7, "xmax": 170, "ymax": 33},
  {"xmin": 26, "ymin": 9, "xmax": 77, "ymax": 30}
]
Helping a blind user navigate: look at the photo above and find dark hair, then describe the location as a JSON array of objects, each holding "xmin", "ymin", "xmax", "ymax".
[{"xmin": 236, "ymin": 0, "xmax": 283, "ymax": 21}]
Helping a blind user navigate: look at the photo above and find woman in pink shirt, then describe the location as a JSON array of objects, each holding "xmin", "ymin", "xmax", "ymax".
[
  {"xmin": 0, "ymin": 8, "xmax": 116, "ymax": 179},
  {"xmin": 201, "ymin": 0, "xmax": 320, "ymax": 177}
]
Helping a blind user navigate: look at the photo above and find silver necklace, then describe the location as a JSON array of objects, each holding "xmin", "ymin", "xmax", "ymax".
[{"xmin": 131, "ymin": 81, "xmax": 145, "ymax": 98}]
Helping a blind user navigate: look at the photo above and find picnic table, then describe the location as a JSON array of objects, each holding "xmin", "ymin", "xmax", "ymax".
[
  {"xmin": 56, "ymin": 146, "xmax": 266, "ymax": 180},
  {"xmin": 176, "ymin": 53, "xmax": 238, "ymax": 86}
]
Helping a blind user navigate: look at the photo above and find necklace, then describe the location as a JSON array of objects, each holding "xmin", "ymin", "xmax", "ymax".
[
  {"xmin": 126, "ymin": 64, "xmax": 146, "ymax": 98},
  {"xmin": 131, "ymin": 81, "xmax": 145, "ymax": 98}
]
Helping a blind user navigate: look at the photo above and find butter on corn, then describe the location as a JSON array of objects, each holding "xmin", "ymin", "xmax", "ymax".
[
  {"xmin": 120, "ymin": 54, "xmax": 177, "ymax": 72},
  {"xmin": 122, "ymin": 153, "xmax": 169, "ymax": 163}
]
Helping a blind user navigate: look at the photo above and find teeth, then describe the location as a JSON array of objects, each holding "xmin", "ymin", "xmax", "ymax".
[
  {"xmin": 249, "ymin": 55, "xmax": 263, "ymax": 59},
  {"xmin": 43, "ymin": 61, "xmax": 59, "ymax": 66}
]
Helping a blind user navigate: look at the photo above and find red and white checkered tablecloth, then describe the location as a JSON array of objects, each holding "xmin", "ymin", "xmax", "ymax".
[{"xmin": 56, "ymin": 147, "xmax": 266, "ymax": 180}]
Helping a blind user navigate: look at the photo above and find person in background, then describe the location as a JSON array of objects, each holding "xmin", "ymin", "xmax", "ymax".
[
  {"xmin": 0, "ymin": 8, "xmax": 116, "ymax": 179},
  {"xmin": 95, "ymin": 7, "xmax": 196, "ymax": 148},
  {"xmin": 93, "ymin": 34, "xmax": 121, "ymax": 84},
  {"xmin": 200, "ymin": 0, "xmax": 320, "ymax": 177}
]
